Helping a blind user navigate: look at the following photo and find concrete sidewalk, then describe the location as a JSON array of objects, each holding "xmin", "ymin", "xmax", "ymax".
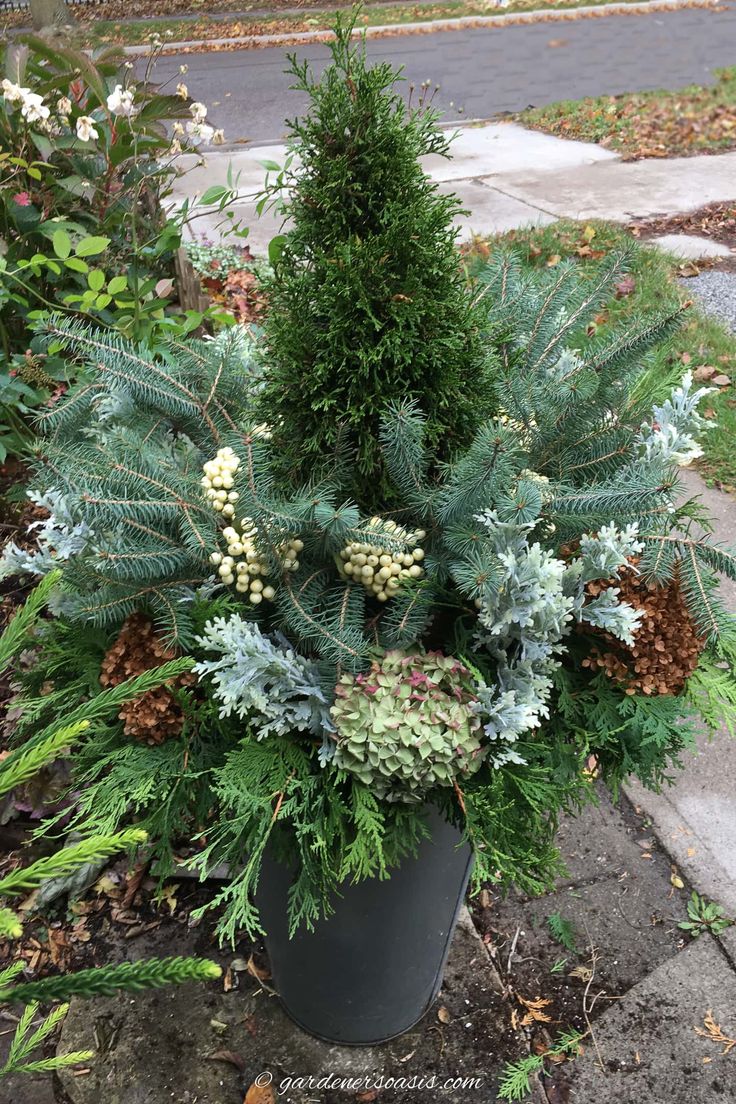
[{"xmin": 173, "ymin": 120, "xmax": 736, "ymax": 255}]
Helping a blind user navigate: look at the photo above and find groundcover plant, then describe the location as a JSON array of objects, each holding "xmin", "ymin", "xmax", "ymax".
[{"xmin": 4, "ymin": 15, "xmax": 736, "ymax": 947}]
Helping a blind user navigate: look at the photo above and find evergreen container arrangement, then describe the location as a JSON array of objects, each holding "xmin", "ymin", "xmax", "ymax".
[{"xmin": 5, "ymin": 14, "xmax": 736, "ymax": 1044}]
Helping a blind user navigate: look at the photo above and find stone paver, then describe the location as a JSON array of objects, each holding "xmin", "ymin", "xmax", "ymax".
[
  {"xmin": 567, "ymin": 934, "xmax": 736, "ymax": 1103},
  {"xmin": 150, "ymin": 4, "xmax": 736, "ymax": 145},
  {"xmin": 58, "ymin": 913, "xmax": 518, "ymax": 1104},
  {"xmin": 486, "ymin": 790, "xmax": 691, "ymax": 993},
  {"xmin": 651, "ymin": 233, "xmax": 734, "ymax": 260}
]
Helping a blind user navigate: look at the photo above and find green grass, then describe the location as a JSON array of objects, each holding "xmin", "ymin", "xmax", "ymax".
[
  {"xmin": 519, "ymin": 67, "xmax": 736, "ymax": 160},
  {"xmin": 61, "ymin": 0, "xmax": 670, "ymax": 50},
  {"xmin": 466, "ymin": 220, "xmax": 736, "ymax": 489}
]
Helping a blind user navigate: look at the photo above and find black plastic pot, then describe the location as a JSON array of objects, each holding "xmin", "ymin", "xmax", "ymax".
[{"xmin": 256, "ymin": 806, "xmax": 473, "ymax": 1046}]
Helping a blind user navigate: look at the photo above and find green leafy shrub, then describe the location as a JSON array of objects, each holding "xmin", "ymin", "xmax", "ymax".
[
  {"xmin": 258, "ymin": 16, "xmax": 494, "ymax": 502},
  {"xmin": 0, "ymin": 35, "xmax": 241, "ymax": 459}
]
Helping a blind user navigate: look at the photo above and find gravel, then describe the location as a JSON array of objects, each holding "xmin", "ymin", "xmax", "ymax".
[{"xmin": 681, "ymin": 270, "xmax": 736, "ymax": 334}]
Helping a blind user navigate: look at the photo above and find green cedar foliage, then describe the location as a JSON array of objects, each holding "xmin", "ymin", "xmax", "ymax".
[{"xmin": 257, "ymin": 14, "xmax": 494, "ymax": 503}]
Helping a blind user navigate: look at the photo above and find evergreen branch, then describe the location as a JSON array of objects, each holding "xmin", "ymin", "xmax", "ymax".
[
  {"xmin": 0, "ymin": 571, "xmax": 60, "ymax": 675},
  {"xmin": 529, "ymin": 251, "xmax": 632, "ymax": 372},
  {"xmin": 0, "ymin": 828, "xmax": 147, "ymax": 897},
  {"xmin": 0, "ymin": 721, "xmax": 89, "ymax": 799},
  {"xmin": 41, "ymin": 318, "xmax": 223, "ymax": 442},
  {"xmin": 524, "ymin": 261, "xmax": 578, "ymax": 362},
  {"xmin": 0, "ymin": 957, "xmax": 222, "ymax": 1005},
  {"xmin": 2, "ymin": 1002, "xmax": 70, "ymax": 1072},
  {"xmin": 0, "ymin": 658, "xmax": 194, "ymax": 775},
  {"xmin": 5, "ymin": 1050, "xmax": 95, "ymax": 1076},
  {"xmin": 0, "ymin": 908, "xmax": 22, "ymax": 940}
]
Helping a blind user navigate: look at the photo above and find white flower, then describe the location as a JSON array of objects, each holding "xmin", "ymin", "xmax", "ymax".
[
  {"xmin": 170, "ymin": 138, "xmax": 182, "ymax": 155},
  {"xmin": 179, "ymin": 64, "xmax": 188, "ymax": 74},
  {"xmin": 20, "ymin": 91, "xmax": 50, "ymax": 125},
  {"xmin": 75, "ymin": 115, "xmax": 99, "ymax": 142},
  {"xmin": 106, "ymin": 84, "xmax": 137, "ymax": 118},
  {"xmin": 212, "ymin": 128, "xmax": 225, "ymax": 145},
  {"xmin": 176, "ymin": 82, "xmax": 188, "ymax": 99},
  {"xmin": 185, "ymin": 119, "xmax": 214, "ymax": 146},
  {"xmin": 189, "ymin": 101, "xmax": 207, "ymax": 122},
  {"xmin": 57, "ymin": 95, "xmax": 73, "ymax": 116},
  {"xmin": 172, "ymin": 121, "xmax": 185, "ymax": 136},
  {"xmin": 2, "ymin": 79, "xmax": 26, "ymax": 107}
]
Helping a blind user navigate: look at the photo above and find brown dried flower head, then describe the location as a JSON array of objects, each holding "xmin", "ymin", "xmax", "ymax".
[
  {"xmin": 582, "ymin": 560, "xmax": 705, "ymax": 696},
  {"xmin": 100, "ymin": 614, "xmax": 194, "ymax": 744}
]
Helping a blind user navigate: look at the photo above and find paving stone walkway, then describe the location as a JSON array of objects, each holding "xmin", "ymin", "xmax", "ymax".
[{"xmin": 150, "ymin": 2, "xmax": 736, "ymax": 144}]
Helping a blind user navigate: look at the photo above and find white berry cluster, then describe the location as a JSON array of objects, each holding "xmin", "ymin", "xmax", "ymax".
[
  {"xmin": 337, "ymin": 518, "xmax": 426, "ymax": 602},
  {"xmin": 202, "ymin": 448, "xmax": 303, "ymax": 605},
  {"xmin": 201, "ymin": 447, "xmax": 240, "ymax": 518},
  {"xmin": 209, "ymin": 519, "xmax": 304, "ymax": 605}
]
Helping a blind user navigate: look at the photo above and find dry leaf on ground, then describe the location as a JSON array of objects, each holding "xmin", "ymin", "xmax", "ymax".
[
  {"xmin": 210, "ymin": 1049, "xmax": 246, "ymax": 1072},
  {"xmin": 244, "ymin": 1082, "xmax": 276, "ymax": 1104}
]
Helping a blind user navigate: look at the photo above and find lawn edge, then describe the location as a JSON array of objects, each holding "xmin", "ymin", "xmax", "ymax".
[{"xmin": 114, "ymin": 0, "xmax": 723, "ymax": 54}]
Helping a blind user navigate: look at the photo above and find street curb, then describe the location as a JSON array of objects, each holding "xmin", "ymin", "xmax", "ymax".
[{"xmin": 123, "ymin": 0, "xmax": 725, "ymax": 55}]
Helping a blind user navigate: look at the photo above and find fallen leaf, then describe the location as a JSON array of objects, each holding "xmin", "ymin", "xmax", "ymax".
[
  {"xmin": 713, "ymin": 374, "xmax": 731, "ymax": 387},
  {"xmin": 437, "ymin": 1006, "xmax": 451, "ymax": 1024},
  {"xmin": 671, "ymin": 872, "xmax": 685, "ymax": 889},
  {"xmin": 121, "ymin": 861, "xmax": 148, "ymax": 910},
  {"xmin": 210, "ymin": 1049, "xmax": 246, "ymax": 1072},
  {"xmin": 546, "ymin": 254, "xmax": 562, "ymax": 267},
  {"xmin": 223, "ymin": 967, "xmax": 235, "ymax": 992},
  {"xmin": 244, "ymin": 1083, "xmax": 276, "ymax": 1104},
  {"xmin": 693, "ymin": 365, "xmax": 717, "ymax": 381},
  {"xmin": 678, "ymin": 262, "xmax": 700, "ymax": 278},
  {"xmin": 246, "ymin": 953, "xmax": 271, "ymax": 982},
  {"xmin": 157, "ymin": 884, "xmax": 178, "ymax": 916},
  {"xmin": 614, "ymin": 274, "xmax": 636, "ymax": 299},
  {"xmin": 242, "ymin": 1013, "xmax": 257, "ymax": 1037}
]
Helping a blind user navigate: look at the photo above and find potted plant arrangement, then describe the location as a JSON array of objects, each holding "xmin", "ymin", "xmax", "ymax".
[{"xmin": 4, "ymin": 15, "xmax": 736, "ymax": 1048}]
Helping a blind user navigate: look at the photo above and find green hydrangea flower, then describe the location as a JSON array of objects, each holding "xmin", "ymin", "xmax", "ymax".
[{"xmin": 330, "ymin": 650, "xmax": 484, "ymax": 799}]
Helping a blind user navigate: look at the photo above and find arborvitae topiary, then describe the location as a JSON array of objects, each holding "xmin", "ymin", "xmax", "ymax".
[{"xmin": 259, "ymin": 13, "xmax": 494, "ymax": 504}]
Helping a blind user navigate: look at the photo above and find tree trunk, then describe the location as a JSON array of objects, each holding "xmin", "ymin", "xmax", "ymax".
[{"xmin": 29, "ymin": 0, "xmax": 74, "ymax": 31}]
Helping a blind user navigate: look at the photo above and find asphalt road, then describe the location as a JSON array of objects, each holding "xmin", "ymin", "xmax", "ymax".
[{"xmin": 148, "ymin": 3, "xmax": 736, "ymax": 145}]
